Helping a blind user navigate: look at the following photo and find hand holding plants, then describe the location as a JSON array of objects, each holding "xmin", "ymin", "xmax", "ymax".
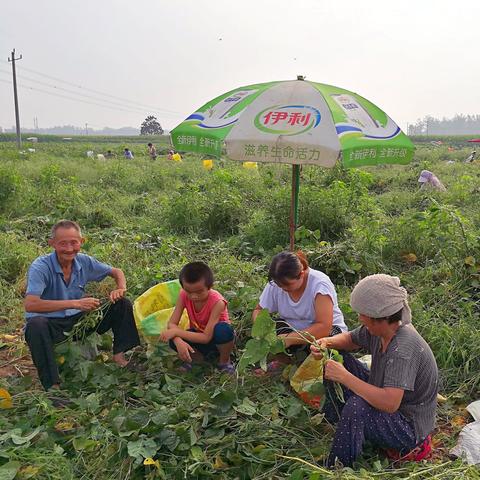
[
  {"xmin": 76, "ymin": 297, "xmax": 100, "ymax": 311},
  {"xmin": 109, "ymin": 288, "xmax": 126, "ymax": 303},
  {"xmin": 310, "ymin": 339, "xmax": 329, "ymax": 359},
  {"xmin": 324, "ymin": 359, "xmax": 349, "ymax": 384}
]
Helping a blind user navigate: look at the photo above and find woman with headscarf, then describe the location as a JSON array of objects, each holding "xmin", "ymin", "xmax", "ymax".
[
  {"xmin": 418, "ymin": 170, "xmax": 446, "ymax": 191},
  {"xmin": 311, "ymin": 274, "xmax": 438, "ymax": 468}
]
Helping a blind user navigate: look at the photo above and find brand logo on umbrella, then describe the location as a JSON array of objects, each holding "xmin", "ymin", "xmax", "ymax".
[{"xmin": 254, "ymin": 105, "xmax": 321, "ymax": 135}]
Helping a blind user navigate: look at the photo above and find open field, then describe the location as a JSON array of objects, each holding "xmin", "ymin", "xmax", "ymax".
[{"xmin": 1, "ymin": 137, "xmax": 480, "ymax": 479}]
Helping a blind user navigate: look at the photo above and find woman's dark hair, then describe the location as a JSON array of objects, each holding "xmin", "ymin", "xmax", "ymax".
[
  {"xmin": 268, "ymin": 251, "xmax": 309, "ymax": 284},
  {"xmin": 179, "ymin": 261, "xmax": 214, "ymax": 288},
  {"xmin": 372, "ymin": 308, "xmax": 403, "ymax": 324}
]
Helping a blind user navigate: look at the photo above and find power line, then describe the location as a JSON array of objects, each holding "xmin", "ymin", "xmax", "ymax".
[
  {"xmin": 0, "ymin": 68, "xmax": 164, "ymax": 116},
  {"xmin": 0, "ymin": 78, "xmax": 172, "ymax": 116},
  {"xmin": 16, "ymin": 64, "xmax": 182, "ymax": 115}
]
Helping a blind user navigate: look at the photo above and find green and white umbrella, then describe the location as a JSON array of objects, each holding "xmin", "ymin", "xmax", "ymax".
[{"xmin": 171, "ymin": 77, "xmax": 414, "ymax": 249}]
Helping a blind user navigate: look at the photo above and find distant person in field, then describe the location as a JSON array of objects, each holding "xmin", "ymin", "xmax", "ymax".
[
  {"xmin": 417, "ymin": 170, "xmax": 446, "ymax": 191},
  {"xmin": 24, "ymin": 220, "xmax": 140, "ymax": 391},
  {"xmin": 159, "ymin": 262, "xmax": 235, "ymax": 374},
  {"xmin": 124, "ymin": 148, "xmax": 134, "ymax": 160},
  {"xmin": 105, "ymin": 150, "xmax": 116, "ymax": 159},
  {"xmin": 311, "ymin": 274, "xmax": 438, "ymax": 468},
  {"xmin": 465, "ymin": 149, "xmax": 476, "ymax": 163},
  {"xmin": 147, "ymin": 143, "xmax": 157, "ymax": 160},
  {"xmin": 168, "ymin": 149, "xmax": 182, "ymax": 162},
  {"xmin": 252, "ymin": 251, "xmax": 347, "ymax": 374}
]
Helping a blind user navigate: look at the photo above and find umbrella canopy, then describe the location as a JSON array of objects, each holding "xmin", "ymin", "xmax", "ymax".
[{"xmin": 171, "ymin": 77, "xmax": 414, "ymax": 248}]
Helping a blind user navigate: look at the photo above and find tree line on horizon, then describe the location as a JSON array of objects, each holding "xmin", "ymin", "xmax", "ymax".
[
  {"xmin": 408, "ymin": 114, "xmax": 480, "ymax": 136},
  {"xmin": 1, "ymin": 115, "xmax": 166, "ymax": 136}
]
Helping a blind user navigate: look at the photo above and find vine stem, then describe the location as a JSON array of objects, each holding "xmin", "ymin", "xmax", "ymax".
[{"xmin": 276, "ymin": 454, "xmax": 333, "ymax": 475}]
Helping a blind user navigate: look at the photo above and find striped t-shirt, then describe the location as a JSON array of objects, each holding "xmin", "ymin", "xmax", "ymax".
[{"xmin": 350, "ymin": 324, "xmax": 438, "ymax": 443}]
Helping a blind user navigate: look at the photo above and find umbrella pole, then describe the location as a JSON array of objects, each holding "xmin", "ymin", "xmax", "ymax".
[{"xmin": 289, "ymin": 164, "xmax": 301, "ymax": 251}]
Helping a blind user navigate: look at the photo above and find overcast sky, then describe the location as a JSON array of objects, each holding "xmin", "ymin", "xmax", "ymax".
[{"xmin": 1, "ymin": 0, "xmax": 479, "ymax": 131}]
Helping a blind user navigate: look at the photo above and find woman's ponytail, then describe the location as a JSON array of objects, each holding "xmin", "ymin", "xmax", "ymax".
[{"xmin": 268, "ymin": 251, "xmax": 308, "ymax": 284}]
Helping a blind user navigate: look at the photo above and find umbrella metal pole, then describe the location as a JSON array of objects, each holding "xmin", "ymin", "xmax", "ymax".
[{"xmin": 289, "ymin": 164, "xmax": 301, "ymax": 251}]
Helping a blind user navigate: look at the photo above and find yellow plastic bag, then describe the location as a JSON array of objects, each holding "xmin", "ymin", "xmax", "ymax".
[
  {"xmin": 133, "ymin": 280, "xmax": 189, "ymax": 345},
  {"xmin": 290, "ymin": 354, "xmax": 325, "ymax": 408},
  {"xmin": 203, "ymin": 159, "xmax": 214, "ymax": 170},
  {"xmin": 242, "ymin": 162, "xmax": 258, "ymax": 169},
  {"xmin": 0, "ymin": 388, "xmax": 13, "ymax": 409}
]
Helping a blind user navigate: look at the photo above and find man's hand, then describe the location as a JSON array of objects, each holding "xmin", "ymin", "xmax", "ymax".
[
  {"xmin": 324, "ymin": 359, "xmax": 350, "ymax": 384},
  {"xmin": 176, "ymin": 339, "xmax": 195, "ymax": 363},
  {"xmin": 75, "ymin": 297, "xmax": 100, "ymax": 311},
  {"xmin": 109, "ymin": 288, "xmax": 127, "ymax": 303}
]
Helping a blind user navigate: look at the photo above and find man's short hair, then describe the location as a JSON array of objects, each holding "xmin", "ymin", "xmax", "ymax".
[{"xmin": 50, "ymin": 220, "xmax": 82, "ymax": 239}]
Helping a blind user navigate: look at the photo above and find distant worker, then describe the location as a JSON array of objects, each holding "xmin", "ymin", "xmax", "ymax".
[
  {"xmin": 465, "ymin": 149, "xmax": 476, "ymax": 163},
  {"xmin": 147, "ymin": 143, "xmax": 157, "ymax": 160},
  {"xmin": 418, "ymin": 170, "xmax": 446, "ymax": 191},
  {"xmin": 105, "ymin": 150, "xmax": 116, "ymax": 159},
  {"xmin": 168, "ymin": 149, "xmax": 182, "ymax": 162},
  {"xmin": 124, "ymin": 148, "xmax": 134, "ymax": 160}
]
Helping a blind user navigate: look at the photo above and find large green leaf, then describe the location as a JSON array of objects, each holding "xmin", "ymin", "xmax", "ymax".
[
  {"xmin": 127, "ymin": 436, "xmax": 158, "ymax": 461},
  {"xmin": 0, "ymin": 461, "xmax": 20, "ymax": 480}
]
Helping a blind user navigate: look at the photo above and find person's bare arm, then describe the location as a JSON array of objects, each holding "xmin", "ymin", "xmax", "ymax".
[
  {"xmin": 24, "ymin": 295, "xmax": 99, "ymax": 313},
  {"xmin": 108, "ymin": 267, "xmax": 127, "ymax": 302},
  {"xmin": 159, "ymin": 297, "xmax": 186, "ymax": 343},
  {"xmin": 169, "ymin": 301, "xmax": 225, "ymax": 344},
  {"xmin": 251, "ymin": 304, "xmax": 263, "ymax": 322},
  {"xmin": 281, "ymin": 294, "xmax": 333, "ymax": 347},
  {"xmin": 310, "ymin": 332, "xmax": 360, "ymax": 353}
]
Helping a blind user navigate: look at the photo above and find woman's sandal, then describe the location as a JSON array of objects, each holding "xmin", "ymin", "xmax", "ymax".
[{"xmin": 385, "ymin": 435, "xmax": 433, "ymax": 463}]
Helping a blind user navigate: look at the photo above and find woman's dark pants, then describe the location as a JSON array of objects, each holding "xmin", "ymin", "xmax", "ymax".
[{"xmin": 323, "ymin": 353, "xmax": 417, "ymax": 468}]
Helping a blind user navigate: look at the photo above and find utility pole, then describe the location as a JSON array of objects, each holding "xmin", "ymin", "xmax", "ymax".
[
  {"xmin": 85, "ymin": 122, "xmax": 88, "ymax": 135},
  {"xmin": 8, "ymin": 49, "xmax": 22, "ymax": 149}
]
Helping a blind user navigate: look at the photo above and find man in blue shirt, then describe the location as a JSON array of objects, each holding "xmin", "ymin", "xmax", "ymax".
[{"xmin": 24, "ymin": 220, "xmax": 140, "ymax": 390}]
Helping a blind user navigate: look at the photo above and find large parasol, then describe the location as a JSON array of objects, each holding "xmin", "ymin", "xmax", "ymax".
[{"xmin": 171, "ymin": 76, "xmax": 415, "ymax": 249}]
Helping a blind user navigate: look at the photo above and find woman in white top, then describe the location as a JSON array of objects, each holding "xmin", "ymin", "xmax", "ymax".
[{"xmin": 252, "ymin": 251, "xmax": 347, "ymax": 365}]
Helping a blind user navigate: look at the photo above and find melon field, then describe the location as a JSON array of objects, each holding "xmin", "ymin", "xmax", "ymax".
[{"xmin": 1, "ymin": 136, "xmax": 480, "ymax": 479}]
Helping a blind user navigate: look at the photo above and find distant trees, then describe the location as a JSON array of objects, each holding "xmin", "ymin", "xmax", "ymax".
[
  {"xmin": 408, "ymin": 114, "xmax": 480, "ymax": 135},
  {"xmin": 140, "ymin": 115, "xmax": 164, "ymax": 135}
]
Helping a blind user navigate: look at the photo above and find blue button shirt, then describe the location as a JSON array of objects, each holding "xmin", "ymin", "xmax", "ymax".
[{"xmin": 25, "ymin": 252, "xmax": 112, "ymax": 318}]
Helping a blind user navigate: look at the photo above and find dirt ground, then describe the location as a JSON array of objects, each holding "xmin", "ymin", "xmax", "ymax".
[{"xmin": 0, "ymin": 331, "xmax": 37, "ymax": 381}]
